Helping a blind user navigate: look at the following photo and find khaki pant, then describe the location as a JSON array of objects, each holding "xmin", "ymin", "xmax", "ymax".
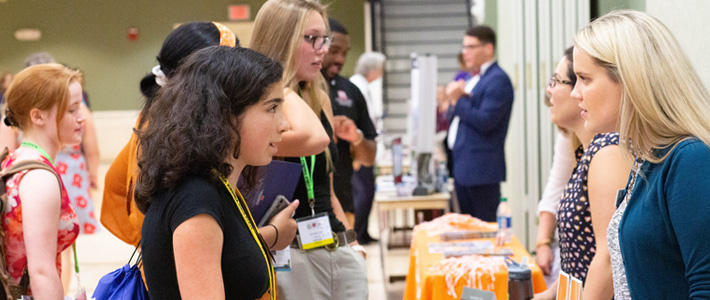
[{"xmin": 277, "ymin": 245, "xmax": 368, "ymax": 300}]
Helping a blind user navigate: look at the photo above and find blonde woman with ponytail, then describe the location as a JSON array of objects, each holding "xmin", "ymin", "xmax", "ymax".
[
  {"xmin": 251, "ymin": 0, "xmax": 368, "ymax": 299},
  {"xmin": 574, "ymin": 10, "xmax": 710, "ymax": 299},
  {"xmin": 250, "ymin": 0, "xmax": 331, "ymax": 158}
]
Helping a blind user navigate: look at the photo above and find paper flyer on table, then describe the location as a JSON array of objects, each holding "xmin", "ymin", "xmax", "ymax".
[{"xmin": 428, "ymin": 240, "xmax": 493, "ymax": 253}]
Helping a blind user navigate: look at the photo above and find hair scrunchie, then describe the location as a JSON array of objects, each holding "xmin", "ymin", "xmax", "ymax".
[
  {"xmin": 152, "ymin": 65, "xmax": 168, "ymax": 87},
  {"xmin": 212, "ymin": 22, "xmax": 237, "ymax": 47},
  {"xmin": 4, "ymin": 108, "xmax": 17, "ymax": 127}
]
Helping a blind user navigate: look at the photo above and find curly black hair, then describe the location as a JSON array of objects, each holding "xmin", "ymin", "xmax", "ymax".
[{"xmin": 134, "ymin": 46, "xmax": 282, "ymax": 212}]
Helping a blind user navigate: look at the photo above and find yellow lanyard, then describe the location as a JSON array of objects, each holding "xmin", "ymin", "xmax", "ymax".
[{"xmin": 218, "ymin": 174, "xmax": 276, "ymax": 300}]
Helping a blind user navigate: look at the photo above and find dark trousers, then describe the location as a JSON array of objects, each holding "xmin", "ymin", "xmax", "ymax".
[
  {"xmin": 455, "ymin": 183, "xmax": 500, "ymax": 222},
  {"xmin": 443, "ymin": 135, "xmax": 454, "ymax": 175},
  {"xmin": 352, "ymin": 166, "xmax": 375, "ymax": 243}
]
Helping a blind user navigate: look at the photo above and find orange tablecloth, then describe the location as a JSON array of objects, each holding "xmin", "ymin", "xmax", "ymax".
[{"xmin": 403, "ymin": 222, "xmax": 546, "ymax": 300}]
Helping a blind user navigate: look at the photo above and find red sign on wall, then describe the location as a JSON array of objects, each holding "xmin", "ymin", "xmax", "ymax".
[
  {"xmin": 229, "ymin": 5, "xmax": 250, "ymax": 21},
  {"xmin": 127, "ymin": 27, "xmax": 139, "ymax": 41}
]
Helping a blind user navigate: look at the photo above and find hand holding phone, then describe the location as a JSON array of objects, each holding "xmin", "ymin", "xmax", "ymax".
[
  {"xmin": 262, "ymin": 198, "xmax": 300, "ymax": 250},
  {"xmin": 258, "ymin": 195, "xmax": 291, "ymax": 227}
]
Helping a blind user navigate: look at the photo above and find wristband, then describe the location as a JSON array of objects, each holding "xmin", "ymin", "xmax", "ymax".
[
  {"xmin": 268, "ymin": 224, "xmax": 279, "ymax": 248},
  {"xmin": 535, "ymin": 238, "xmax": 552, "ymax": 248},
  {"xmin": 351, "ymin": 244, "xmax": 366, "ymax": 255}
]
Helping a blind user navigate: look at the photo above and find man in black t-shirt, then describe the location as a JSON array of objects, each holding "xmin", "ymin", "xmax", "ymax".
[{"xmin": 322, "ymin": 19, "xmax": 378, "ymax": 244}]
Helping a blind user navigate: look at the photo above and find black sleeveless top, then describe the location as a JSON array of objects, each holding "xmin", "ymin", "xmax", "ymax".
[
  {"xmin": 558, "ymin": 132, "xmax": 620, "ymax": 283},
  {"xmin": 285, "ymin": 111, "xmax": 344, "ymax": 232}
]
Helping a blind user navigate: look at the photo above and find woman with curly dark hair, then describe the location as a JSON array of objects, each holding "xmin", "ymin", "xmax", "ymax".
[
  {"xmin": 102, "ymin": 21, "xmax": 319, "ymax": 249},
  {"xmin": 135, "ymin": 46, "xmax": 291, "ymax": 300}
]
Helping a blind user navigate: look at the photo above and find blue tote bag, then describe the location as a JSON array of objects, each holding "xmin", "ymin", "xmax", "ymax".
[{"xmin": 93, "ymin": 242, "xmax": 149, "ymax": 300}]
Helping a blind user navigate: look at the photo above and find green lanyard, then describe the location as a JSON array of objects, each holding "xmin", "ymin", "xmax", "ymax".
[
  {"xmin": 300, "ymin": 155, "xmax": 316, "ymax": 216},
  {"xmin": 70, "ymin": 244, "xmax": 82, "ymax": 292},
  {"xmin": 296, "ymin": 87, "xmax": 318, "ymax": 216},
  {"xmin": 72, "ymin": 243, "xmax": 80, "ymax": 274},
  {"xmin": 20, "ymin": 141, "xmax": 54, "ymax": 166}
]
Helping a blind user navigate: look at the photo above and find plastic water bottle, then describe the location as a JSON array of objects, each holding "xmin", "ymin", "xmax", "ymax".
[
  {"xmin": 497, "ymin": 197, "xmax": 513, "ymax": 244},
  {"xmin": 436, "ymin": 162, "xmax": 449, "ymax": 193}
]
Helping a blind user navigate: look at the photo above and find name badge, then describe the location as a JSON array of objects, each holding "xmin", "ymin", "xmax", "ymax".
[
  {"xmin": 296, "ymin": 212, "xmax": 333, "ymax": 250},
  {"xmin": 272, "ymin": 246, "xmax": 292, "ymax": 271}
]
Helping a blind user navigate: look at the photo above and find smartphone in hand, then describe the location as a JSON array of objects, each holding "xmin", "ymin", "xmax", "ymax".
[{"xmin": 257, "ymin": 195, "xmax": 291, "ymax": 227}]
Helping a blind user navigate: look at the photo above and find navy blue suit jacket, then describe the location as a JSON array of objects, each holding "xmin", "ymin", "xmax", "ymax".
[{"xmin": 451, "ymin": 62, "xmax": 514, "ymax": 186}]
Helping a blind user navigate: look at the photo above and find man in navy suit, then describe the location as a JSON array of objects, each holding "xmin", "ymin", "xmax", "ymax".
[{"xmin": 445, "ymin": 26, "xmax": 514, "ymax": 222}]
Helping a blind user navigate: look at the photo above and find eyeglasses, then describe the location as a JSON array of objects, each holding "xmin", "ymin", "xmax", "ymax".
[
  {"xmin": 303, "ymin": 35, "xmax": 331, "ymax": 50},
  {"xmin": 548, "ymin": 75, "xmax": 573, "ymax": 88},
  {"xmin": 462, "ymin": 44, "xmax": 482, "ymax": 51}
]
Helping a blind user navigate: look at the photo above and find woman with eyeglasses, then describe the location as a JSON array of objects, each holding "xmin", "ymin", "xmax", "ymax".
[
  {"xmin": 251, "ymin": 0, "xmax": 368, "ymax": 299},
  {"xmin": 532, "ymin": 46, "xmax": 632, "ymax": 300},
  {"xmin": 534, "ymin": 70, "xmax": 578, "ymax": 286}
]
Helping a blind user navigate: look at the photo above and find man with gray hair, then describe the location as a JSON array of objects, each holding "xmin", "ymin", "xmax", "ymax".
[
  {"xmin": 349, "ymin": 52, "xmax": 385, "ymax": 245},
  {"xmin": 24, "ymin": 51, "xmax": 56, "ymax": 67},
  {"xmin": 350, "ymin": 52, "xmax": 386, "ymax": 132}
]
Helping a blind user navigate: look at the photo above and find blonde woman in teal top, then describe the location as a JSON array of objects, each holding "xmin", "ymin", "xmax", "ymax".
[{"xmin": 575, "ymin": 10, "xmax": 710, "ymax": 299}]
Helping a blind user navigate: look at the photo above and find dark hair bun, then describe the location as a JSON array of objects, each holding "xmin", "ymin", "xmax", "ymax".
[
  {"xmin": 140, "ymin": 73, "xmax": 160, "ymax": 99},
  {"xmin": 3, "ymin": 108, "xmax": 17, "ymax": 128}
]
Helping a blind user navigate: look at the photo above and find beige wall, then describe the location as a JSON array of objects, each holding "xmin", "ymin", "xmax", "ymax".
[
  {"xmin": 597, "ymin": 0, "xmax": 645, "ymax": 16},
  {"xmin": 647, "ymin": 0, "xmax": 710, "ymax": 90},
  {"xmin": 0, "ymin": 0, "xmax": 365, "ymax": 111}
]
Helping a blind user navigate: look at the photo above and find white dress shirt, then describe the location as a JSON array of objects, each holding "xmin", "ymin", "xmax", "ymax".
[{"xmin": 446, "ymin": 58, "xmax": 496, "ymax": 149}]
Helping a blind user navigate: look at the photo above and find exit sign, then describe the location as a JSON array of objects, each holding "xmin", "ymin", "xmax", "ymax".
[{"xmin": 229, "ymin": 4, "xmax": 250, "ymax": 21}]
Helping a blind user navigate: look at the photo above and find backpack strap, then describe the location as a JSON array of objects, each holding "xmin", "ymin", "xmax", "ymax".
[
  {"xmin": 0, "ymin": 148, "xmax": 62, "ymax": 299},
  {"xmin": 0, "ymin": 147, "xmax": 63, "ymax": 198}
]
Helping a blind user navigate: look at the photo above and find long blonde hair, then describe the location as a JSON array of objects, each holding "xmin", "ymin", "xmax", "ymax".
[
  {"xmin": 250, "ymin": 0, "xmax": 329, "ymax": 115},
  {"xmin": 575, "ymin": 10, "xmax": 710, "ymax": 163}
]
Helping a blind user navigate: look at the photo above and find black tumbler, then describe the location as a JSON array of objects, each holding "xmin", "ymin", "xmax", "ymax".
[{"xmin": 508, "ymin": 260, "xmax": 534, "ymax": 300}]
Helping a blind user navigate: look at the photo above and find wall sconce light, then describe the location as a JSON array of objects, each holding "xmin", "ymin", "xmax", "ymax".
[{"xmin": 15, "ymin": 29, "xmax": 42, "ymax": 41}]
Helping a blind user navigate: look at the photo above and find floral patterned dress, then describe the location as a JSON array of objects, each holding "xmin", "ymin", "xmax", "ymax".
[
  {"xmin": 1, "ymin": 148, "xmax": 80, "ymax": 284},
  {"xmin": 557, "ymin": 132, "xmax": 619, "ymax": 283},
  {"xmin": 55, "ymin": 144, "xmax": 99, "ymax": 234}
]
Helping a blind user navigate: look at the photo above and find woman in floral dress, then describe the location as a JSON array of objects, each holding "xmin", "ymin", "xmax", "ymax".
[{"xmin": 2, "ymin": 63, "xmax": 83, "ymax": 298}]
